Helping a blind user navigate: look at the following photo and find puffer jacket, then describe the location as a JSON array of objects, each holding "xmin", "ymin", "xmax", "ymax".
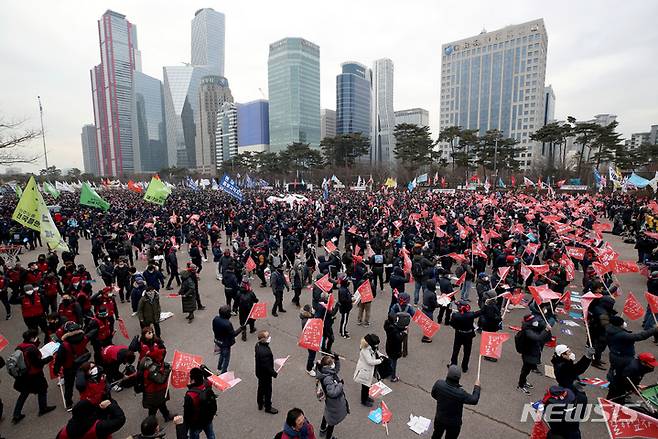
[
  {"xmin": 317, "ymin": 360, "xmax": 349, "ymax": 426},
  {"xmin": 180, "ymin": 270, "xmax": 197, "ymax": 313}
]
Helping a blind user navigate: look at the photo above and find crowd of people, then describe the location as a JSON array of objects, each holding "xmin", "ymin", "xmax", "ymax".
[{"xmin": 0, "ymin": 185, "xmax": 656, "ymax": 439}]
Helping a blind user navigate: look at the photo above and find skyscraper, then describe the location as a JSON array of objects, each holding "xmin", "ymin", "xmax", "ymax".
[
  {"xmin": 237, "ymin": 100, "xmax": 269, "ymax": 152},
  {"xmin": 371, "ymin": 58, "xmax": 395, "ymax": 164},
  {"xmin": 336, "ymin": 62, "xmax": 371, "ymax": 143},
  {"xmin": 81, "ymin": 124, "xmax": 100, "ymax": 175},
  {"xmin": 191, "ymin": 8, "xmax": 225, "ymax": 76},
  {"xmin": 215, "ymin": 102, "xmax": 238, "ymax": 168},
  {"xmin": 162, "ymin": 65, "xmax": 213, "ymax": 168},
  {"xmin": 543, "ymin": 85, "xmax": 555, "ymax": 125},
  {"xmin": 395, "ymin": 108, "xmax": 430, "ymax": 127},
  {"xmin": 195, "ymin": 75, "xmax": 233, "ymax": 174},
  {"xmin": 90, "ymin": 10, "xmax": 142, "ymax": 176},
  {"xmin": 439, "ymin": 19, "xmax": 548, "ymax": 169},
  {"xmin": 134, "ymin": 71, "xmax": 167, "ymax": 172},
  {"xmin": 320, "ymin": 109, "xmax": 336, "ymax": 140},
  {"xmin": 268, "ymin": 38, "xmax": 321, "ymax": 152}
]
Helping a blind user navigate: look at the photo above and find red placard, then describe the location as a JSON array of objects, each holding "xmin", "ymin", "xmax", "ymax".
[
  {"xmin": 248, "ymin": 302, "xmax": 267, "ymax": 320},
  {"xmin": 356, "ymin": 280, "xmax": 374, "ymax": 304},
  {"xmin": 411, "ymin": 311, "xmax": 440, "ymax": 338},
  {"xmin": 565, "ymin": 246, "xmax": 585, "ymax": 261},
  {"xmin": 298, "ymin": 318, "xmax": 323, "ymax": 352},
  {"xmin": 314, "ymin": 274, "xmax": 333, "ymax": 293},
  {"xmin": 171, "ymin": 350, "xmax": 203, "ymax": 389},
  {"xmin": 497, "ymin": 266, "xmax": 511, "ymax": 282},
  {"xmin": 324, "ymin": 241, "xmax": 337, "ymax": 253},
  {"xmin": 622, "ymin": 292, "xmax": 645, "ymax": 321},
  {"xmin": 479, "ymin": 331, "xmax": 511, "ymax": 359},
  {"xmin": 381, "ymin": 401, "xmax": 392, "ymax": 424},
  {"xmin": 614, "ymin": 260, "xmax": 639, "ymax": 274},
  {"xmin": 529, "ymin": 420, "xmax": 549, "ymax": 439},
  {"xmin": 245, "ymin": 257, "xmax": 257, "ymax": 272},
  {"xmin": 645, "ymin": 292, "xmax": 658, "ymax": 314},
  {"xmin": 527, "ymin": 264, "xmax": 549, "ymax": 275},
  {"xmin": 598, "ymin": 398, "xmax": 658, "ymax": 439},
  {"xmin": 117, "ymin": 319, "xmax": 129, "ymax": 340}
]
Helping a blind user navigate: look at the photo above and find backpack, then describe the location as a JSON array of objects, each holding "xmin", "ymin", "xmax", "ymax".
[
  {"xmin": 189, "ymin": 385, "xmax": 218, "ymax": 423},
  {"xmin": 395, "ymin": 311, "xmax": 411, "ymax": 328},
  {"xmin": 7, "ymin": 348, "xmax": 27, "ymax": 378},
  {"xmin": 514, "ymin": 330, "xmax": 526, "ymax": 354}
]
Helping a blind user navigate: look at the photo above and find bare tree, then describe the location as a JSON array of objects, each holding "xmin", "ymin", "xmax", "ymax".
[{"xmin": 0, "ymin": 118, "xmax": 40, "ymax": 165}]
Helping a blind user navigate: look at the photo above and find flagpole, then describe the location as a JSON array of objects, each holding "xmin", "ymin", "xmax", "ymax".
[{"xmin": 37, "ymin": 96, "xmax": 49, "ymax": 169}]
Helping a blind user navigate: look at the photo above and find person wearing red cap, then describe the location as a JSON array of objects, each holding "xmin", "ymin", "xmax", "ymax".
[{"xmin": 606, "ymin": 352, "xmax": 657, "ymax": 403}]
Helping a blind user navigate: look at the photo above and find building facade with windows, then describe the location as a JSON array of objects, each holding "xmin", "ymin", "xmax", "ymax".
[
  {"xmin": 438, "ymin": 19, "xmax": 548, "ymax": 169},
  {"xmin": 134, "ymin": 71, "xmax": 167, "ymax": 172},
  {"xmin": 395, "ymin": 108, "xmax": 430, "ymax": 128},
  {"xmin": 268, "ymin": 38, "xmax": 321, "ymax": 152},
  {"xmin": 371, "ymin": 58, "xmax": 395, "ymax": 164},
  {"xmin": 215, "ymin": 102, "xmax": 238, "ymax": 168},
  {"xmin": 81, "ymin": 124, "xmax": 100, "ymax": 175},
  {"xmin": 320, "ymin": 109, "xmax": 336, "ymax": 141},
  {"xmin": 237, "ymin": 99, "xmax": 269, "ymax": 153},
  {"xmin": 336, "ymin": 61, "xmax": 371, "ymax": 141},
  {"xmin": 191, "ymin": 8, "xmax": 225, "ymax": 77},
  {"xmin": 195, "ymin": 75, "xmax": 233, "ymax": 174}
]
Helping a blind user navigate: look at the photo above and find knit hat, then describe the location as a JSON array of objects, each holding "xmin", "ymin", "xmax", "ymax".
[
  {"xmin": 364, "ymin": 333, "xmax": 380, "ymax": 348},
  {"xmin": 446, "ymin": 365, "xmax": 461, "ymax": 382}
]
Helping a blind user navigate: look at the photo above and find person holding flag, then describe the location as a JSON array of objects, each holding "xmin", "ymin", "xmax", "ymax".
[
  {"xmin": 550, "ymin": 344, "xmax": 595, "ymax": 405},
  {"xmin": 606, "ymin": 351, "xmax": 657, "ymax": 404},
  {"xmin": 516, "ymin": 315, "xmax": 552, "ymax": 395},
  {"xmin": 316, "ymin": 353, "xmax": 349, "ymax": 439},
  {"xmin": 254, "ymin": 330, "xmax": 279, "ymax": 414},
  {"xmin": 337, "ymin": 275, "xmax": 354, "ymax": 339},
  {"xmin": 606, "ymin": 315, "xmax": 657, "ymax": 383},
  {"xmin": 642, "ymin": 270, "xmax": 658, "ymax": 344},
  {"xmin": 353, "ymin": 334, "xmax": 383, "ymax": 407},
  {"xmin": 212, "ymin": 305, "xmax": 245, "ymax": 374},
  {"xmin": 430, "ymin": 365, "xmax": 480, "ymax": 439},
  {"xmin": 448, "ymin": 301, "xmax": 481, "ymax": 373},
  {"xmin": 236, "ymin": 280, "xmax": 259, "ymax": 342}
]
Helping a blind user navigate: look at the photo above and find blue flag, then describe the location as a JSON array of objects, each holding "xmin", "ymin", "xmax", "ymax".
[
  {"xmin": 219, "ymin": 174, "xmax": 243, "ymax": 202},
  {"xmin": 497, "ymin": 177, "xmax": 506, "ymax": 188}
]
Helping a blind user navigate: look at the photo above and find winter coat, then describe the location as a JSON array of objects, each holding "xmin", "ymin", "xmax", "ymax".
[
  {"xmin": 255, "ymin": 342, "xmax": 278, "ymax": 379},
  {"xmin": 213, "ymin": 315, "xmax": 240, "ymax": 348},
  {"xmin": 478, "ymin": 292, "xmax": 502, "ymax": 332},
  {"xmin": 431, "ymin": 378, "xmax": 480, "ymax": 427},
  {"xmin": 337, "ymin": 285, "xmax": 353, "ymax": 313},
  {"xmin": 143, "ymin": 269, "xmax": 165, "ymax": 290},
  {"xmin": 606, "ymin": 325, "xmax": 655, "ymax": 359},
  {"xmin": 13, "ymin": 342, "xmax": 50, "ymax": 394},
  {"xmin": 551, "ymin": 355, "xmax": 591, "ymax": 390},
  {"xmin": 137, "ymin": 292, "xmax": 161, "ymax": 326},
  {"xmin": 353, "ymin": 345, "xmax": 382, "ymax": 386},
  {"xmin": 520, "ymin": 321, "xmax": 552, "ymax": 365},
  {"xmin": 384, "ymin": 320, "xmax": 405, "ymax": 360},
  {"xmin": 317, "ymin": 361, "xmax": 349, "ymax": 426},
  {"xmin": 179, "ymin": 271, "xmax": 197, "ymax": 313}
]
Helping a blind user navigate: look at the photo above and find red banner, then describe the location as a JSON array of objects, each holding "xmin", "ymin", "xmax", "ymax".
[
  {"xmin": 0, "ymin": 333, "xmax": 8, "ymax": 352},
  {"xmin": 447, "ymin": 253, "xmax": 467, "ymax": 263},
  {"xmin": 527, "ymin": 264, "xmax": 549, "ymax": 275},
  {"xmin": 614, "ymin": 260, "xmax": 639, "ymax": 274},
  {"xmin": 245, "ymin": 257, "xmax": 257, "ymax": 272},
  {"xmin": 455, "ymin": 271, "xmax": 466, "ymax": 287},
  {"xmin": 171, "ymin": 350, "xmax": 203, "ymax": 389},
  {"xmin": 117, "ymin": 318, "xmax": 129, "ymax": 340},
  {"xmin": 298, "ymin": 318, "xmax": 323, "ymax": 352},
  {"xmin": 356, "ymin": 280, "xmax": 374, "ymax": 304},
  {"xmin": 248, "ymin": 302, "xmax": 267, "ymax": 320},
  {"xmin": 497, "ymin": 266, "xmax": 511, "ymax": 282},
  {"xmin": 623, "ymin": 292, "xmax": 645, "ymax": 320},
  {"xmin": 581, "ymin": 292, "xmax": 603, "ymax": 319},
  {"xmin": 479, "ymin": 331, "xmax": 511, "ymax": 359},
  {"xmin": 598, "ymin": 398, "xmax": 658, "ymax": 438},
  {"xmin": 565, "ymin": 246, "xmax": 585, "ymax": 261},
  {"xmin": 592, "ymin": 223, "xmax": 612, "ymax": 234},
  {"xmin": 314, "ymin": 274, "xmax": 333, "ymax": 293},
  {"xmin": 645, "ymin": 292, "xmax": 658, "ymax": 314},
  {"xmin": 324, "ymin": 241, "xmax": 337, "ymax": 253},
  {"xmin": 411, "ymin": 311, "xmax": 440, "ymax": 338}
]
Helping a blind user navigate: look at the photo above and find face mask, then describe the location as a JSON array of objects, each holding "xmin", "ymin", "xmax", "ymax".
[
  {"xmin": 622, "ymin": 322, "xmax": 628, "ymax": 329},
  {"xmin": 265, "ymin": 336, "xmax": 272, "ymax": 344},
  {"xmin": 90, "ymin": 367, "xmax": 99, "ymax": 377},
  {"xmin": 568, "ymin": 353, "xmax": 576, "ymax": 362},
  {"xmin": 26, "ymin": 290, "xmax": 33, "ymax": 295},
  {"xmin": 329, "ymin": 363, "xmax": 336, "ymax": 369},
  {"xmin": 532, "ymin": 321, "xmax": 539, "ymax": 328}
]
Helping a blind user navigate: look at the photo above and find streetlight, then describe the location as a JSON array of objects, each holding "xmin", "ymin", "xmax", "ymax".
[{"xmin": 37, "ymin": 96, "xmax": 49, "ymax": 169}]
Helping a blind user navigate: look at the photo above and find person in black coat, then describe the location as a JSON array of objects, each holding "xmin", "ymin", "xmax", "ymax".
[
  {"xmin": 517, "ymin": 314, "xmax": 552, "ymax": 394},
  {"xmin": 222, "ymin": 265, "xmax": 239, "ymax": 314},
  {"xmin": 437, "ymin": 271, "xmax": 455, "ymax": 326},
  {"xmin": 56, "ymin": 399, "xmax": 126, "ymax": 439},
  {"xmin": 315, "ymin": 293, "xmax": 339, "ymax": 353},
  {"xmin": 337, "ymin": 277, "xmax": 353, "ymax": 338},
  {"xmin": 384, "ymin": 314, "xmax": 405, "ymax": 382},
  {"xmin": 607, "ymin": 352, "xmax": 657, "ymax": 403},
  {"xmin": 212, "ymin": 306, "xmax": 244, "ymax": 374},
  {"xmin": 543, "ymin": 386, "xmax": 581, "ymax": 439},
  {"xmin": 254, "ymin": 330, "xmax": 278, "ymax": 414},
  {"xmin": 430, "ymin": 365, "xmax": 480, "ymax": 439},
  {"xmin": 165, "ymin": 247, "xmax": 180, "ymax": 290},
  {"xmin": 606, "ymin": 315, "xmax": 657, "ymax": 382},
  {"xmin": 388, "ymin": 266, "xmax": 409, "ymax": 307},
  {"xmin": 551, "ymin": 344, "xmax": 594, "ymax": 405},
  {"xmin": 449, "ymin": 301, "xmax": 482, "ymax": 373},
  {"xmin": 236, "ymin": 280, "xmax": 259, "ymax": 341},
  {"xmin": 270, "ymin": 266, "xmax": 290, "ymax": 317}
]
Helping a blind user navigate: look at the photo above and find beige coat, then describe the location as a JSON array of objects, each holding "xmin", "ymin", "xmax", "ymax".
[{"xmin": 353, "ymin": 345, "xmax": 382, "ymax": 386}]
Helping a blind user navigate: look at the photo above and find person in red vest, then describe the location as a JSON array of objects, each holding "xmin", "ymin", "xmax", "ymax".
[
  {"xmin": 75, "ymin": 361, "xmax": 110, "ymax": 406},
  {"xmin": 11, "ymin": 329, "xmax": 56, "ymax": 424},
  {"xmin": 183, "ymin": 367, "xmax": 218, "ymax": 439},
  {"xmin": 129, "ymin": 326, "xmax": 167, "ymax": 363},
  {"xmin": 25, "ymin": 263, "xmax": 43, "ymax": 287},
  {"xmin": 45, "ymin": 312, "xmax": 66, "ymax": 343},
  {"xmin": 141, "ymin": 353, "xmax": 174, "ymax": 422},
  {"xmin": 91, "ymin": 287, "xmax": 120, "ymax": 328},
  {"xmin": 42, "ymin": 271, "xmax": 62, "ymax": 314},
  {"xmin": 37, "ymin": 254, "xmax": 49, "ymax": 273},
  {"xmin": 54, "ymin": 321, "xmax": 93, "ymax": 410},
  {"xmin": 100, "ymin": 344, "xmax": 136, "ymax": 391},
  {"xmin": 20, "ymin": 284, "xmax": 48, "ymax": 333},
  {"xmin": 89, "ymin": 307, "xmax": 115, "ymax": 363},
  {"xmin": 56, "ymin": 399, "xmax": 125, "ymax": 439},
  {"xmin": 58, "ymin": 293, "xmax": 83, "ymax": 324},
  {"xmin": 0, "ymin": 269, "xmax": 11, "ymax": 320},
  {"xmin": 7, "ymin": 262, "xmax": 27, "ymax": 301},
  {"xmin": 58, "ymin": 262, "xmax": 75, "ymax": 292}
]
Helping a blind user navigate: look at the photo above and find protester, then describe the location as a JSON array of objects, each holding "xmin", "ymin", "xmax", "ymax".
[
  {"xmin": 353, "ymin": 334, "xmax": 383, "ymax": 407},
  {"xmin": 542, "ymin": 386, "xmax": 581, "ymax": 439},
  {"xmin": 213, "ymin": 305, "xmax": 244, "ymax": 374},
  {"xmin": 278, "ymin": 408, "xmax": 317, "ymax": 439},
  {"xmin": 183, "ymin": 367, "xmax": 218, "ymax": 439},
  {"xmin": 138, "ymin": 286, "xmax": 162, "ymax": 337},
  {"xmin": 516, "ymin": 315, "xmax": 552, "ymax": 394},
  {"xmin": 255, "ymin": 330, "xmax": 279, "ymax": 414},
  {"xmin": 551, "ymin": 344, "xmax": 594, "ymax": 404},
  {"xmin": 55, "ymin": 399, "xmax": 126, "ymax": 439},
  {"xmin": 180, "ymin": 264, "xmax": 198, "ymax": 322},
  {"xmin": 236, "ymin": 279, "xmax": 259, "ymax": 341},
  {"xmin": 316, "ymin": 354, "xmax": 348, "ymax": 438},
  {"xmin": 384, "ymin": 313, "xmax": 406, "ymax": 382},
  {"xmin": 606, "ymin": 351, "xmax": 657, "ymax": 403},
  {"xmin": 430, "ymin": 365, "xmax": 481, "ymax": 439},
  {"xmin": 448, "ymin": 300, "xmax": 481, "ymax": 373}
]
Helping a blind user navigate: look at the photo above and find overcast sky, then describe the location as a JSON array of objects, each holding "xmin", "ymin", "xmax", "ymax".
[{"xmin": 1, "ymin": 0, "xmax": 657, "ymax": 173}]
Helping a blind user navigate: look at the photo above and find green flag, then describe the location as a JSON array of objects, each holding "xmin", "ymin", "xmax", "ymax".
[
  {"xmin": 11, "ymin": 176, "xmax": 41, "ymax": 232},
  {"xmin": 14, "ymin": 184, "xmax": 23, "ymax": 198},
  {"xmin": 80, "ymin": 182, "xmax": 110, "ymax": 211},
  {"xmin": 43, "ymin": 181, "xmax": 60, "ymax": 199},
  {"xmin": 38, "ymin": 198, "xmax": 69, "ymax": 252},
  {"xmin": 143, "ymin": 177, "xmax": 171, "ymax": 205}
]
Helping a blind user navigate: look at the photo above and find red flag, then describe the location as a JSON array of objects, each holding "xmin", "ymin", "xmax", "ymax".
[
  {"xmin": 432, "ymin": 214, "xmax": 447, "ymax": 226},
  {"xmin": 556, "ymin": 179, "xmax": 565, "ymax": 188},
  {"xmin": 559, "ymin": 253, "xmax": 575, "ymax": 282},
  {"xmin": 326, "ymin": 293, "xmax": 335, "ymax": 312},
  {"xmin": 511, "ymin": 223, "xmax": 524, "ymax": 234},
  {"xmin": 324, "ymin": 241, "xmax": 337, "ymax": 253},
  {"xmin": 645, "ymin": 292, "xmax": 658, "ymax": 314},
  {"xmin": 411, "ymin": 311, "xmax": 441, "ymax": 338},
  {"xmin": 440, "ymin": 176, "xmax": 447, "ymax": 188},
  {"xmin": 479, "ymin": 331, "xmax": 511, "ymax": 359},
  {"xmin": 525, "ymin": 243, "xmax": 540, "ymax": 255},
  {"xmin": 498, "ymin": 266, "xmax": 511, "ymax": 282},
  {"xmin": 520, "ymin": 264, "xmax": 532, "ymax": 282},
  {"xmin": 128, "ymin": 180, "xmax": 143, "ymax": 193},
  {"xmin": 393, "ymin": 220, "xmax": 403, "ymax": 229},
  {"xmin": 592, "ymin": 222, "xmax": 612, "ymax": 234},
  {"xmin": 348, "ymin": 225, "xmax": 358, "ymax": 235},
  {"xmin": 488, "ymin": 229, "xmax": 501, "ymax": 239},
  {"xmin": 245, "ymin": 257, "xmax": 257, "ymax": 272},
  {"xmin": 314, "ymin": 274, "xmax": 333, "ymax": 293},
  {"xmin": 455, "ymin": 271, "xmax": 466, "ymax": 287},
  {"xmin": 613, "ymin": 260, "xmax": 639, "ymax": 274},
  {"xmin": 598, "ymin": 398, "xmax": 658, "ymax": 439},
  {"xmin": 565, "ymin": 246, "xmax": 585, "ymax": 261},
  {"xmin": 435, "ymin": 226, "xmax": 446, "ymax": 238},
  {"xmin": 381, "ymin": 401, "xmax": 393, "ymax": 424},
  {"xmin": 356, "ymin": 280, "xmax": 374, "ymax": 304},
  {"xmin": 117, "ymin": 318, "xmax": 129, "ymax": 339},
  {"xmin": 298, "ymin": 318, "xmax": 323, "ymax": 351},
  {"xmin": 354, "ymin": 244, "xmax": 361, "ymax": 256},
  {"xmin": 562, "ymin": 291, "xmax": 572, "ymax": 312},
  {"xmin": 248, "ymin": 302, "xmax": 268, "ymax": 320},
  {"xmin": 527, "ymin": 264, "xmax": 549, "ymax": 275},
  {"xmin": 646, "ymin": 231, "xmax": 658, "ymax": 240},
  {"xmin": 530, "ymin": 419, "xmax": 549, "ymax": 439},
  {"xmin": 623, "ymin": 292, "xmax": 645, "ymax": 320},
  {"xmin": 171, "ymin": 351, "xmax": 203, "ymax": 388},
  {"xmin": 510, "ymin": 175, "xmax": 516, "ymax": 187},
  {"xmin": 581, "ymin": 292, "xmax": 603, "ymax": 318},
  {"xmin": 49, "ymin": 357, "xmax": 58, "ymax": 380},
  {"xmin": 0, "ymin": 333, "xmax": 8, "ymax": 352},
  {"xmin": 471, "ymin": 241, "xmax": 488, "ymax": 259},
  {"xmin": 447, "ymin": 253, "xmax": 467, "ymax": 263},
  {"xmin": 402, "ymin": 250, "xmax": 413, "ymax": 281},
  {"xmin": 501, "ymin": 290, "xmax": 525, "ymax": 305}
]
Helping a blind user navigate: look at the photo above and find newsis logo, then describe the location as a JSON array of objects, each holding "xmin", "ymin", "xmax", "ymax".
[{"xmin": 520, "ymin": 402, "xmax": 643, "ymax": 423}]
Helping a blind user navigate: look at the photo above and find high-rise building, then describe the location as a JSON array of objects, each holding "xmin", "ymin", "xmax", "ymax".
[
  {"xmin": 195, "ymin": 75, "xmax": 233, "ymax": 174},
  {"xmin": 237, "ymin": 100, "xmax": 269, "ymax": 153},
  {"xmin": 268, "ymin": 38, "xmax": 321, "ymax": 152},
  {"xmin": 191, "ymin": 8, "xmax": 225, "ymax": 76},
  {"xmin": 320, "ymin": 109, "xmax": 336, "ymax": 140},
  {"xmin": 629, "ymin": 132, "xmax": 650, "ymax": 150},
  {"xmin": 215, "ymin": 102, "xmax": 238, "ymax": 168},
  {"xmin": 371, "ymin": 58, "xmax": 395, "ymax": 164},
  {"xmin": 336, "ymin": 62, "xmax": 371, "ymax": 141},
  {"xmin": 650, "ymin": 125, "xmax": 658, "ymax": 145},
  {"xmin": 81, "ymin": 124, "xmax": 100, "ymax": 175},
  {"xmin": 543, "ymin": 85, "xmax": 555, "ymax": 125},
  {"xmin": 90, "ymin": 10, "xmax": 142, "ymax": 176},
  {"xmin": 439, "ymin": 19, "xmax": 548, "ymax": 169},
  {"xmin": 134, "ymin": 72, "xmax": 167, "ymax": 173},
  {"xmin": 395, "ymin": 108, "xmax": 430, "ymax": 127},
  {"xmin": 162, "ymin": 65, "xmax": 213, "ymax": 168}
]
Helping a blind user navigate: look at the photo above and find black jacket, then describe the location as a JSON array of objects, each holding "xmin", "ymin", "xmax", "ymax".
[
  {"xmin": 384, "ymin": 320, "xmax": 405, "ymax": 359},
  {"xmin": 338, "ymin": 285, "xmax": 353, "ymax": 313},
  {"xmin": 212, "ymin": 315, "xmax": 242, "ymax": 348},
  {"xmin": 606, "ymin": 325, "xmax": 655, "ymax": 358},
  {"xmin": 551, "ymin": 355, "xmax": 591, "ymax": 390},
  {"xmin": 450, "ymin": 310, "xmax": 482, "ymax": 336},
  {"xmin": 422, "ymin": 287, "xmax": 439, "ymax": 313},
  {"xmin": 431, "ymin": 378, "xmax": 480, "ymax": 426},
  {"xmin": 255, "ymin": 342, "xmax": 278, "ymax": 379},
  {"xmin": 520, "ymin": 321, "xmax": 552, "ymax": 365}
]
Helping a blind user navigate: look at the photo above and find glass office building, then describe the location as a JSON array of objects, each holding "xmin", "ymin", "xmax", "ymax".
[
  {"xmin": 336, "ymin": 62, "xmax": 371, "ymax": 143},
  {"xmin": 215, "ymin": 102, "xmax": 238, "ymax": 167},
  {"xmin": 268, "ymin": 38, "xmax": 320, "ymax": 152},
  {"xmin": 237, "ymin": 99, "xmax": 269, "ymax": 150},
  {"xmin": 195, "ymin": 75, "xmax": 233, "ymax": 174},
  {"xmin": 134, "ymin": 71, "xmax": 167, "ymax": 172},
  {"xmin": 439, "ymin": 19, "xmax": 548, "ymax": 169},
  {"xmin": 371, "ymin": 58, "xmax": 395, "ymax": 164},
  {"xmin": 191, "ymin": 8, "xmax": 225, "ymax": 77},
  {"xmin": 81, "ymin": 124, "xmax": 100, "ymax": 176}
]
